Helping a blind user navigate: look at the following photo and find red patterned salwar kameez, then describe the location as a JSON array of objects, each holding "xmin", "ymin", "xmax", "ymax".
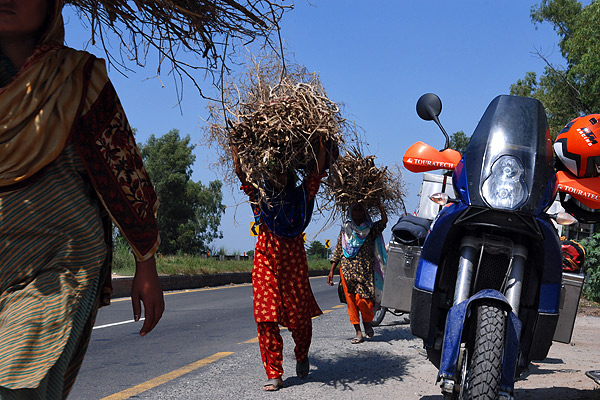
[{"xmin": 243, "ymin": 172, "xmax": 323, "ymax": 379}]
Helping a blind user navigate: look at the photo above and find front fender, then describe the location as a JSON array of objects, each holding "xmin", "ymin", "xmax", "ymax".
[{"xmin": 438, "ymin": 289, "xmax": 522, "ymax": 393}]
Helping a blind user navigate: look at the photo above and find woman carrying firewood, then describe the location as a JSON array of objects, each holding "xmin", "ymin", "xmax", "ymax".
[
  {"xmin": 327, "ymin": 201, "xmax": 388, "ymax": 344},
  {"xmin": 232, "ymin": 138, "xmax": 328, "ymax": 391}
]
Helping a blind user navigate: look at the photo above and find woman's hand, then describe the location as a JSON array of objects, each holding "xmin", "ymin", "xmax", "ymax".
[
  {"xmin": 378, "ymin": 198, "xmax": 388, "ymax": 227},
  {"xmin": 131, "ymin": 255, "xmax": 165, "ymax": 336},
  {"xmin": 231, "ymin": 145, "xmax": 249, "ymax": 186},
  {"xmin": 316, "ymin": 136, "xmax": 327, "ymax": 174},
  {"xmin": 327, "ymin": 262, "xmax": 337, "ymax": 286}
]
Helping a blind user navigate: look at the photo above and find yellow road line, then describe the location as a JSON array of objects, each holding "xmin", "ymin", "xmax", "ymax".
[
  {"xmin": 313, "ymin": 309, "xmax": 334, "ymax": 319},
  {"xmin": 100, "ymin": 352, "xmax": 233, "ymax": 400},
  {"xmin": 333, "ymin": 305, "xmax": 345, "ymax": 309}
]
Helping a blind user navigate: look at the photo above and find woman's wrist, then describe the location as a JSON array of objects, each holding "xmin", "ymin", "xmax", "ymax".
[{"xmin": 135, "ymin": 255, "xmax": 158, "ymax": 274}]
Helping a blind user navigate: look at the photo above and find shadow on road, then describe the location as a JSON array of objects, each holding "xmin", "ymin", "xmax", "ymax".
[
  {"xmin": 518, "ymin": 358, "xmax": 579, "ymax": 377},
  {"xmin": 280, "ymin": 315, "xmax": 424, "ymax": 390},
  {"xmin": 285, "ymin": 352, "xmax": 410, "ymax": 391},
  {"xmin": 371, "ymin": 321, "xmax": 417, "ymax": 343}
]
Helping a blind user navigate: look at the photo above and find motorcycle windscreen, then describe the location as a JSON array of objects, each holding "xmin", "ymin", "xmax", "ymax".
[{"xmin": 461, "ymin": 95, "xmax": 555, "ymax": 214}]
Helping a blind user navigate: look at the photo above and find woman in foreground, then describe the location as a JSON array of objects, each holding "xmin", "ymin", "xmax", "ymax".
[{"xmin": 0, "ymin": 1, "xmax": 164, "ymax": 398}]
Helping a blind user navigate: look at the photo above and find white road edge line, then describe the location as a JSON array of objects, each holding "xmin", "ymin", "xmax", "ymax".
[{"xmin": 93, "ymin": 318, "xmax": 145, "ymax": 330}]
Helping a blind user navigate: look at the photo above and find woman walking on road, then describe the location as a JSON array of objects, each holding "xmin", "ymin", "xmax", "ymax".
[
  {"xmin": 233, "ymin": 140, "xmax": 327, "ymax": 392},
  {"xmin": 0, "ymin": 0, "xmax": 164, "ymax": 398},
  {"xmin": 328, "ymin": 202, "xmax": 387, "ymax": 343}
]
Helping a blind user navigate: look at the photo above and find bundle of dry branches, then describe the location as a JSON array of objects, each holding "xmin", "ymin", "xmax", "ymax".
[
  {"xmin": 322, "ymin": 146, "xmax": 405, "ymax": 218},
  {"xmin": 65, "ymin": 0, "xmax": 290, "ymax": 100},
  {"xmin": 206, "ymin": 55, "xmax": 345, "ymax": 204}
]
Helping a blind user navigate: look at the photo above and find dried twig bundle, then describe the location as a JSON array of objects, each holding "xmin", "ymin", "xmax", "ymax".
[
  {"xmin": 206, "ymin": 54, "xmax": 345, "ymax": 204},
  {"xmin": 230, "ymin": 81, "xmax": 342, "ymax": 177},
  {"xmin": 322, "ymin": 146, "xmax": 406, "ymax": 218},
  {"xmin": 65, "ymin": 0, "xmax": 290, "ymax": 100}
]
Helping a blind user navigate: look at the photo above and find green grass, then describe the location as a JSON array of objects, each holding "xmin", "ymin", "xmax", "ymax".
[{"xmin": 113, "ymin": 243, "xmax": 331, "ymax": 276}]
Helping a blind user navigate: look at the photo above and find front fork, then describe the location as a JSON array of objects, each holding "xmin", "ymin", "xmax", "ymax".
[{"xmin": 441, "ymin": 235, "xmax": 527, "ymax": 398}]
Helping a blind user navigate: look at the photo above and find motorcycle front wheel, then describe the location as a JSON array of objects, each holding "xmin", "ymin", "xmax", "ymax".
[{"xmin": 464, "ymin": 301, "xmax": 506, "ymax": 399}]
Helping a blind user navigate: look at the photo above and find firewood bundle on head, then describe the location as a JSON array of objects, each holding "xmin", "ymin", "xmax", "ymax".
[
  {"xmin": 322, "ymin": 146, "xmax": 405, "ymax": 219},
  {"xmin": 229, "ymin": 80, "xmax": 342, "ymax": 175},
  {"xmin": 206, "ymin": 55, "xmax": 344, "ymax": 205}
]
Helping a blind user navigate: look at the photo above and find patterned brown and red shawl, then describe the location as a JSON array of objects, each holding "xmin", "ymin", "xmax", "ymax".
[
  {"xmin": 0, "ymin": 49, "xmax": 160, "ymax": 307},
  {"xmin": 0, "ymin": 0, "xmax": 159, "ymax": 259},
  {"xmin": 73, "ymin": 54, "xmax": 161, "ymax": 307},
  {"xmin": 0, "ymin": 1, "xmax": 159, "ymax": 305},
  {"xmin": 71, "ymin": 55, "xmax": 160, "ymax": 263},
  {"xmin": 0, "ymin": 45, "xmax": 159, "ymax": 261}
]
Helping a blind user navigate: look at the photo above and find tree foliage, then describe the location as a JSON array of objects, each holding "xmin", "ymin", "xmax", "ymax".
[
  {"xmin": 307, "ymin": 240, "xmax": 328, "ymax": 259},
  {"xmin": 579, "ymin": 232, "xmax": 600, "ymax": 302},
  {"xmin": 449, "ymin": 130, "xmax": 470, "ymax": 155},
  {"xmin": 140, "ymin": 129, "xmax": 225, "ymax": 254},
  {"xmin": 510, "ymin": 0, "xmax": 600, "ymax": 137}
]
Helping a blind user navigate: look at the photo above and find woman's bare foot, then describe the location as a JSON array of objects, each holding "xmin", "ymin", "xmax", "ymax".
[
  {"xmin": 262, "ymin": 377, "xmax": 284, "ymax": 391},
  {"xmin": 351, "ymin": 324, "xmax": 364, "ymax": 344}
]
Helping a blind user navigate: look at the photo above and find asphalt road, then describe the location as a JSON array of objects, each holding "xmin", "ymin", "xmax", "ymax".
[
  {"xmin": 69, "ymin": 278, "xmax": 600, "ymax": 400},
  {"xmin": 69, "ymin": 276, "xmax": 343, "ymax": 399}
]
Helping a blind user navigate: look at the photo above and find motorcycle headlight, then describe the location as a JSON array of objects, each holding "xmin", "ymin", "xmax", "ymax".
[{"xmin": 481, "ymin": 156, "xmax": 528, "ymax": 210}]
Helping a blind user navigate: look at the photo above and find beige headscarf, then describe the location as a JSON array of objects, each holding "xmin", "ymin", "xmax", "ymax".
[{"xmin": 0, "ymin": 0, "xmax": 103, "ymax": 187}]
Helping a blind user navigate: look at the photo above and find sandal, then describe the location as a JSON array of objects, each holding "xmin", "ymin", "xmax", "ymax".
[
  {"xmin": 296, "ymin": 358, "xmax": 310, "ymax": 379},
  {"xmin": 364, "ymin": 322, "xmax": 374, "ymax": 339},
  {"xmin": 351, "ymin": 336, "xmax": 364, "ymax": 344},
  {"xmin": 262, "ymin": 378, "xmax": 283, "ymax": 391}
]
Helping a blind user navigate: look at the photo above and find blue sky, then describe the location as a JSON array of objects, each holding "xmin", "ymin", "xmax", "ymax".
[{"xmin": 62, "ymin": 1, "xmax": 564, "ymax": 254}]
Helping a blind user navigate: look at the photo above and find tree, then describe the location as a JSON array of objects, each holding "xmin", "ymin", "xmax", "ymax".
[
  {"xmin": 579, "ymin": 232, "xmax": 600, "ymax": 302},
  {"xmin": 140, "ymin": 129, "xmax": 225, "ymax": 254},
  {"xmin": 449, "ymin": 130, "xmax": 470, "ymax": 155},
  {"xmin": 307, "ymin": 240, "xmax": 328, "ymax": 259},
  {"xmin": 510, "ymin": 0, "xmax": 600, "ymax": 138}
]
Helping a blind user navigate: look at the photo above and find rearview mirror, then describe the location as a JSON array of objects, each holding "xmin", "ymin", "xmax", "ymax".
[
  {"xmin": 416, "ymin": 93, "xmax": 449, "ymax": 150},
  {"xmin": 416, "ymin": 93, "xmax": 442, "ymax": 121}
]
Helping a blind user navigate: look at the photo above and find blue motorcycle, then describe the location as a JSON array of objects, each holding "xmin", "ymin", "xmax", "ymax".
[{"xmin": 403, "ymin": 94, "xmax": 577, "ymax": 399}]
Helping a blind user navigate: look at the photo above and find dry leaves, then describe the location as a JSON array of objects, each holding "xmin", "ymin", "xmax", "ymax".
[
  {"xmin": 321, "ymin": 146, "xmax": 405, "ymax": 219},
  {"xmin": 206, "ymin": 55, "xmax": 345, "ymax": 205},
  {"xmin": 205, "ymin": 53, "xmax": 404, "ymax": 219}
]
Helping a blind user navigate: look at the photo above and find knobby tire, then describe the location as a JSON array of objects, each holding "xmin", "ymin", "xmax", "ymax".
[{"xmin": 465, "ymin": 301, "xmax": 506, "ymax": 400}]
